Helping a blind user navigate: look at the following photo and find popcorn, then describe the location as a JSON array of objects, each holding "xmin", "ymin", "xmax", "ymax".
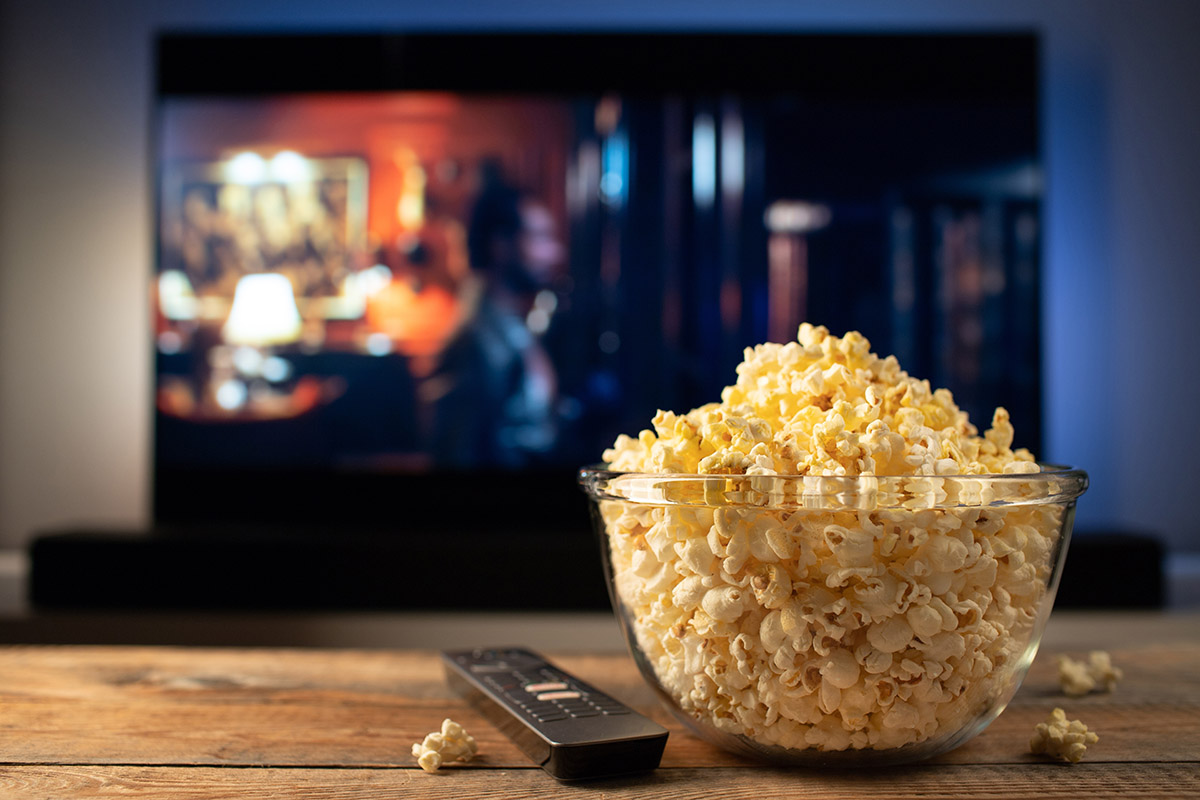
[
  {"xmin": 1057, "ymin": 651, "xmax": 1123, "ymax": 697},
  {"xmin": 1029, "ymin": 708, "xmax": 1099, "ymax": 763},
  {"xmin": 412, "ymin": 718, "xmax": 478, "ymax": 773},
  {"xmin": 604, "ymin": 325, "xmax": 1036, "ymax": 478},
  {"xmin": 597, "ymin": 325, "xmax": 1068, "ymax": 754}
]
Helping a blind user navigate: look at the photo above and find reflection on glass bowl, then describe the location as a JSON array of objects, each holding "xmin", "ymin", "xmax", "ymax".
[{"xmin": 579, "ymin": 465, "xmax": 1087, "ymax": 767}]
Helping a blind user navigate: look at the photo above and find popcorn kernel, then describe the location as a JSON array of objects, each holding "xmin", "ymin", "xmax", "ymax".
[
  {"xmin": 1057, "ymin": 651, "xmax": 1123, "ymax": 697},
  {"xmin": 1030, "ymin": 707, "xmax": 1099, "ymax": 763},
  {"xmin": 412, "ymin": 718, "xmax": 477, "ymax": 773}
]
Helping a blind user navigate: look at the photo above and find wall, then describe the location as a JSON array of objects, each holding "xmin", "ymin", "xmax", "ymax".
[{"xmin": 1, "ymin": 0, "xmax": 1197, "ymax": 552}]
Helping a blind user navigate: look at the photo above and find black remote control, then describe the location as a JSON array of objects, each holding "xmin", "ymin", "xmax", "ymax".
[{"xmin": 442, "ymin": 647, "xmax": 668, "ymax": 781}]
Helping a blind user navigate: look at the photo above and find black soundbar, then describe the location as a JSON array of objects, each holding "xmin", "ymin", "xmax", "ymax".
[{"xmin": 29, "ymin": 526, "xmax": 610, "ymax": 612}]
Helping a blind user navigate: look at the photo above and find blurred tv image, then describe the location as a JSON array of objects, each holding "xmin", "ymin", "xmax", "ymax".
[
  {"xmin": 152, "ymin": 33, "xmax": 1041, "ymax": 497},
  {"xmin": 155, "ymin": 93, "xmax": 588, "ymax": 471}
]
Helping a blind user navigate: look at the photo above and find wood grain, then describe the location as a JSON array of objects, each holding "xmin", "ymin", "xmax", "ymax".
[
  {"xmin": 0, "ymin": 613, "xmax": 1196, "ymax": 798},
  {"xmin": 2, "ymin": 642, "xmax": 1197, "ymax": 767},
  {"xmin": 0, "ymin": 764, "xmax": 1197, "ymax": 800}
]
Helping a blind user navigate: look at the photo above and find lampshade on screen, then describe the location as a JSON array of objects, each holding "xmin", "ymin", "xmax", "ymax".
[{"xmin": 222, "ymin": 273, "xmax": 303, "ymax": 347}]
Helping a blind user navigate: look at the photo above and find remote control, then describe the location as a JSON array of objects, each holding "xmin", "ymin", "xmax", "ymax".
[{"xmin": 442, "ymin": 647, "xmax": 668, "ymax": 781}]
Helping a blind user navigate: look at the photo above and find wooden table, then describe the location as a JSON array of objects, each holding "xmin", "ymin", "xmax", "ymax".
[{"xmin": 1, "ymin": 612, "xmax": 1197, "ymax": 799}]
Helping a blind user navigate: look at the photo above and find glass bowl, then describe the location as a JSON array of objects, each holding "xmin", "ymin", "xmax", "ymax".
[{"xmin": 578, "ymin": 465, "xmax": 1087, "ymax": 767}]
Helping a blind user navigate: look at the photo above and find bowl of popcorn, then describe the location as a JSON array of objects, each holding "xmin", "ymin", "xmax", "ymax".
[{"xmin": 579, "ymin": 324, "xmax": 1087, "ymax": 767}]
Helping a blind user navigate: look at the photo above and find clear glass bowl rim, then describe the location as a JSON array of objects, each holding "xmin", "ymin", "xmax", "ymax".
[{"xmin": 578, "ymin": 463, "xmax": 1088, "ymax": 509}]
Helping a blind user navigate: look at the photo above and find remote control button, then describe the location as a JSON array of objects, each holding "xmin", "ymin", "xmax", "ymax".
[
  {"xmin": 594, "ymin": 699, "xmax": 627, "ymax": 710},
  {"xmin": 527, "ymin": 708, "xmax": 563, "ymax": 720},
  {"xmin": 524, "ymin": 681, "xmax": 569, "ymax": 693},
  {"xmin": 517, "ymin": 697, "xmax": 558, "ymax": 711},
  {"xmin": 594, "ymin": 700, "xmax": 628, "ymax": 709},
  {"xmin": 536, "ymin": 690, "xmax": 581, "ymax": 701},
  {"xmin": 557, "ymin": 697, "xmax": 591, "ymax": 707},
  {"xmin": 566, "ymin": 708, "xmax": 601, "ymax": 718}
]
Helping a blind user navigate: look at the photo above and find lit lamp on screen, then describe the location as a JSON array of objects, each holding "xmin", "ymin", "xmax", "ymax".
[
  {"xmin": 222, "ymin": 273, "xmax": 303, "ymax": 347},
  {"xmin": 214, "ymin": 273, "xmax": 303, "ymax": 413}
]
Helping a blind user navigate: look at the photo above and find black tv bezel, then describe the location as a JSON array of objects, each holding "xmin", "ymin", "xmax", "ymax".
[
  {"xmin": 150, "ymin": 28, "xmax": 1041, "ymax": 558},
  {"xmin": 155, "ymin": 30, "xmax": 1039, "ymax": 97}
]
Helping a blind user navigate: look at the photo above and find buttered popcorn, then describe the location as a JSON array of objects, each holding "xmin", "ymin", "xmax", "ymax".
[{"xmin": 598, "ymin": 325, "xmax": 1070, "ymax": 755}]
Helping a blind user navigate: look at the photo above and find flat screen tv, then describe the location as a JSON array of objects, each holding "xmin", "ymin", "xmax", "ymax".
[{"xmin": 139, "ymin": 30, "xmax": 1041, "ymax": 610}]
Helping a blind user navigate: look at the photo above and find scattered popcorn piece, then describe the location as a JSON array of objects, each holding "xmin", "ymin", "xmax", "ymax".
[
  {"xmin": 1030, "ymin": 707, "xmax": 1099, "ymax": 763},
  {"xmin": 597, "ymin": 325, "xmax": 1072, "ymax": 754},
  {"xmin": 416, "ymin": 749, "xmax": 443, "ymax": 773},
  {"xmin": 411, "ymin": 718, "xmax": 478, "ymax": 773},
  {"xmin": 1085, "ymin": 651, "xmax": 1123, "ymax": 692},
  {"xmin": 1056, "ymin": 656, "xmax": 1096, "ymax": 697},
  {"xmin": 1057, "ymin": 651, "xmax": 1123, "ymax": 697}
]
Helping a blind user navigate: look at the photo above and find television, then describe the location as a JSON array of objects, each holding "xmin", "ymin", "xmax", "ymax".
[{"xmin": 34, "ymin": 30, "xmax": 1043, "ymax": 611}]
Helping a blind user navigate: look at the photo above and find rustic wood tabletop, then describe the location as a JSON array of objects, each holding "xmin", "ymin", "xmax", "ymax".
[{"xmin": 1, "ymin": 611, "xmax": 1197, "ymax": 799}]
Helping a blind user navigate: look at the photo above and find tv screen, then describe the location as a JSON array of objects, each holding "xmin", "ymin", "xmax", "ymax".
[{"xmin": 149, "ymin": 31, "xmax": 1041, "ymax": 606}]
